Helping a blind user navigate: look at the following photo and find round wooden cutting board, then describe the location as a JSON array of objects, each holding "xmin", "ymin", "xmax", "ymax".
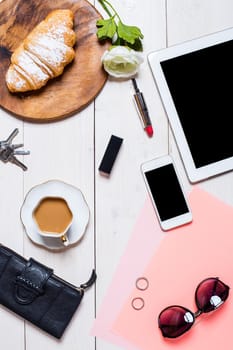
[{"xmin": 0, "ymin": 0, "xmax": 109, "ymax": 122}]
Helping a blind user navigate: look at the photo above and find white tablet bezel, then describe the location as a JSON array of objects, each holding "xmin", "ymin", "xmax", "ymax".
[{"xmin": 148, "ymin": 28, "xmax": 233, "ymax": 183}]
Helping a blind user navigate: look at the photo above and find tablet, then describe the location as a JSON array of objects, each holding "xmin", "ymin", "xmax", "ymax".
[{"xmin": 148, "ymin": 28, "xmax": 233, "ymax": 183}]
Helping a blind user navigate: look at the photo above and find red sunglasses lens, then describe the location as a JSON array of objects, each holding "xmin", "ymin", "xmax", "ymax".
[
  {"xmin": 195, "ymin": 278, "xmax": 229, "ymax": 313},
  {"xmin": 158, "ymin": 306, "xmax": 194, "ymax": 338}
]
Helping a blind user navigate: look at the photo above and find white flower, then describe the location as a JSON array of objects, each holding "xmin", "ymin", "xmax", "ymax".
[
  {"xmin": 101, "ymin": 46, "xmax": 144, "ymax": 78},
  {"xmin": 111, "ymin": 32, "xmax": 118, "ymax": 44}
]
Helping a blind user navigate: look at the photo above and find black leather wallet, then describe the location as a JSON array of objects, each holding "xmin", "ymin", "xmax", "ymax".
[{"xmin": 0, "ymin": 245, "xmax": 96, "ymax": 339}]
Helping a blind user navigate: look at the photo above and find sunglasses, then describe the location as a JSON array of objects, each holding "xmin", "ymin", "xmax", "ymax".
[{"xmin": 158, "ymin": 277, "xmax": 229, "ymax": 338}]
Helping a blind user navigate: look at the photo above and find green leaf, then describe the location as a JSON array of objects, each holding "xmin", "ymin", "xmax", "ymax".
[
  {"xmin": 117, "ymin": 21, "xmax": 144, "ymax": 45},
  {"xmin": 96, "ymin": 17, "xmax": 117, "ymax": 40},
  {"xmin": 127, "ymin": 38, "xmax": 143, "ymax": 52}
]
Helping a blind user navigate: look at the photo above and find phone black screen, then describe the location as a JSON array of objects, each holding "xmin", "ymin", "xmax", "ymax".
[{"xmin": 145, "ymin": 164, "xmax": 189, "ymax": 221}]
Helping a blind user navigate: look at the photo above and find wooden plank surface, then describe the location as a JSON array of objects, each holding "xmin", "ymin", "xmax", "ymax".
[
  {"xmin": 94, "ymin": 1, "xmax": 167, "ymax": 349},
  {"xmin": 0, "ymin": 113, "xmax": 24, "ymax": 349},
  {"xmin": 0, "ymin": 1, "xmax": 232, "ymax": 350}
]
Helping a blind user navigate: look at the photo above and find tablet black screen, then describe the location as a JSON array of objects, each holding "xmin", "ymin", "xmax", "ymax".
[{"xmin": 161, "ymin": 40, "xmax": 233, "ymax": 168}]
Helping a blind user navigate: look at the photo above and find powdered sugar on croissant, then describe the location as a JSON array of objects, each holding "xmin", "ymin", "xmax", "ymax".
[{"xmin": 6, "ymin": 9, "xmax": 76, "ymax": 93}]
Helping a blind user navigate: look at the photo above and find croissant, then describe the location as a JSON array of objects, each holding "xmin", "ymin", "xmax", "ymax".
[{"xmin": 6, "ymin": 9, "xmax": 76, "ymax": 93}]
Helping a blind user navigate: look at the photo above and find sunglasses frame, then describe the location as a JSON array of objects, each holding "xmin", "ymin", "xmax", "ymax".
[{"xmin": 158, "ymin": 277, "xmax": 230, "ymax": 339}]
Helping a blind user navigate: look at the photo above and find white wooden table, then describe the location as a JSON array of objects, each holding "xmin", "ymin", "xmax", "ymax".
[{"xmin": 0, "ymin": 1, "xmax": 233, "ymax": 349}]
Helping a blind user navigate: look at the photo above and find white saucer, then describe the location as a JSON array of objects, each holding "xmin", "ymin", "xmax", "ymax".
[{"xmin": 20, "ymin": 180, "xmax": 90, "ymax": 250}]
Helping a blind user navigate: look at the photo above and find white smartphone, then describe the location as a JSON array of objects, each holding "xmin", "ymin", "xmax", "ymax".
[{"xmin": 141, "ymin": 155, "xmax": 192, "ymax": 231}]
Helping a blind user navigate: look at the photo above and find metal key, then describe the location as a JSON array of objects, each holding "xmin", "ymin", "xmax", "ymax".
[
  {"xmin": 0, "ymin": 129, "xmax": 29, "ymax": 171},
  {"xmin": 0, "ymin": 146, "xmax": 27, "ymax": 171},
  {"xmin": 5, "ymin": 128, "xmax": 19, "ymax": 144},
  {"xmin": 8, "ymin": 154, "xmax": 28, "ymax": 171},
  {"xmin": 0, "ymin": 128, "xmax": 19, "ymax": 149},
  {"xmin": 13, "ymin": 150, "xmax": 30, "ymax": 156}
]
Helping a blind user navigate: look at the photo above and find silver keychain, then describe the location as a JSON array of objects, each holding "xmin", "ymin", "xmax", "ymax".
[{"xmin": 0, "ymin": 129, "xmax": 30, "ymax": 171}]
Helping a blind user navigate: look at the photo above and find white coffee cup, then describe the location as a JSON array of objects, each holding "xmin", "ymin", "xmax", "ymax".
[{"xmin": 32, "ymin": 196, "xmax": 73, "ymax": 246}]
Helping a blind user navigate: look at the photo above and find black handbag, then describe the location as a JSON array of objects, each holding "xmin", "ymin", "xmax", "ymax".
[{"xmin": 0, "ymin": 244, "xmax": 96, "ymax": 339}]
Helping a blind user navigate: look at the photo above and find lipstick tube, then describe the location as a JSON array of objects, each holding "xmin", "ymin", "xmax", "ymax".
[{"xmin": 132, "ymin": 78, "xmax": 153, "ymax": 137}]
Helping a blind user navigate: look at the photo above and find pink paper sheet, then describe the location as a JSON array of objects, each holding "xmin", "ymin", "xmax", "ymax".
[
  {"xmin": 113, "ymin": 188, "xmax": 233, "ymax": 350},
  {"xmin": 92, "ymin": 197, "xmax": 165, "ymax": 346}
]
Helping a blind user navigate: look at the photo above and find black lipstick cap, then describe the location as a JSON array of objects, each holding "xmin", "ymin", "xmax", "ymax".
[{"xmin": 98, "ymin": 135, "xmax": 123, "ymax": 176}]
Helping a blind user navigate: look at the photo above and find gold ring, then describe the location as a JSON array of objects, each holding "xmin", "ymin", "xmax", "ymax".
[
  {"xmin": 131, "ymin": 297, "xmax": 145, "ymax": 310},
  {"xmin": 136, "ymin": 277, "xmax": 149, "ymax": 291}
]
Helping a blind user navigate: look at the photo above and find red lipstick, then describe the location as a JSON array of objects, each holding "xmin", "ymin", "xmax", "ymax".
[{"xmin": 132, "ymin": 78, "xmax": 154, "ymax": 137}]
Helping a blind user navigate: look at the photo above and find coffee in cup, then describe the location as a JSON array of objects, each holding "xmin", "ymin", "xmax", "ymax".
[{"xmin": 33, "ymin": 196, "xmax": 73, "ymax": 246}]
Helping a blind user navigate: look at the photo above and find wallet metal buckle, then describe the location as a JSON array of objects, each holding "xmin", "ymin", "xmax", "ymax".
[{"xmin": 15, "ymin": 258, "xmax": 53, "ymax": 305}]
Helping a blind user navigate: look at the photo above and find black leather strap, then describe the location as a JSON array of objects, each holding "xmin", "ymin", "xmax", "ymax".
[{"xmin": 15, "ymin": 258, "xmax": 53, "ymax": 305}]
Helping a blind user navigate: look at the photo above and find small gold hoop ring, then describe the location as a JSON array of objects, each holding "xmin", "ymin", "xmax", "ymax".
[
  {"xmin": 131, "ymin": 297, "xmax": 145, "ymax": 310},
  {"xmin": 136, "ymin": 277, "xmax": 149, "ymax": 291}
]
